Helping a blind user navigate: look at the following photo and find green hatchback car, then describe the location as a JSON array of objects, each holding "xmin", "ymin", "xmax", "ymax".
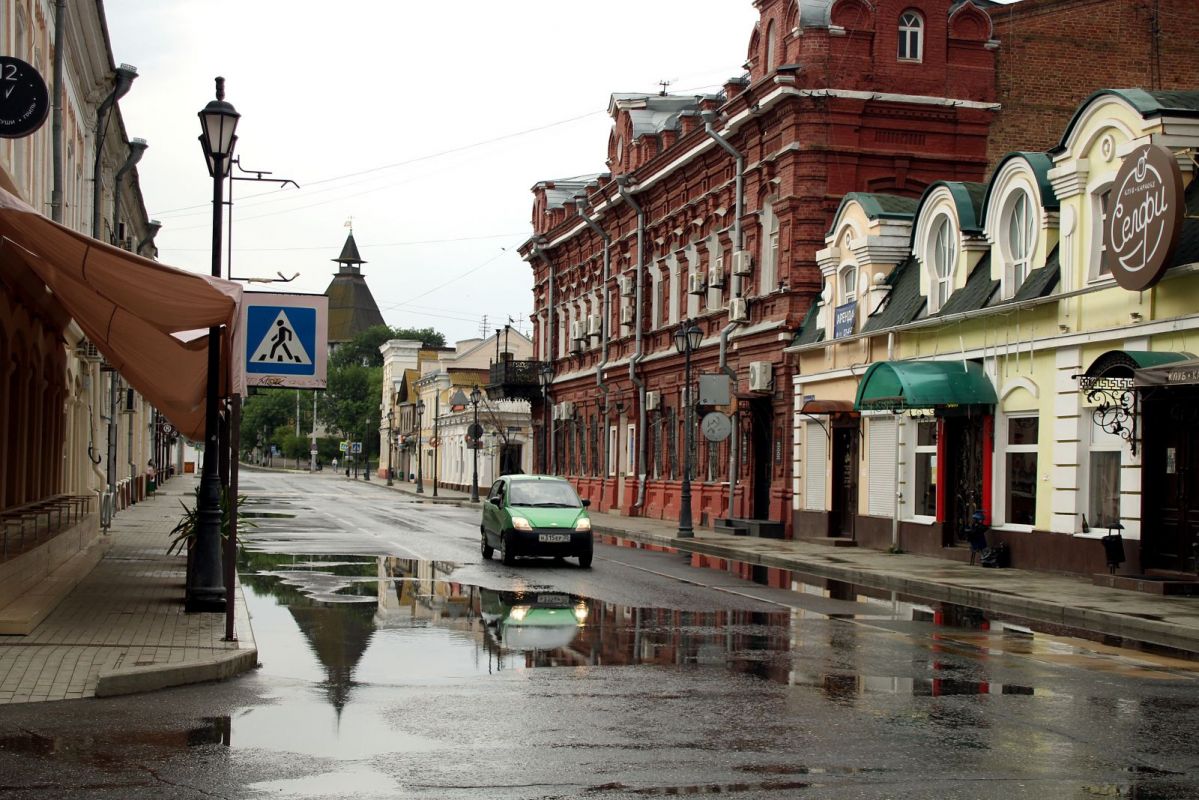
[{"xmin": 480, "ymin": 475, "xmax": 593, "ymax": 568}]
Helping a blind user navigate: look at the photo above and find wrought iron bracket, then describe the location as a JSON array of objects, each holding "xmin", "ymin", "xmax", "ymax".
[{"xmin": 1078, "ymin": 375, "xmax": 1138, "ymax": 455}]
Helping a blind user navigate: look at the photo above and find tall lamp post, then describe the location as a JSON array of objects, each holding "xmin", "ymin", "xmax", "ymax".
[
  {"xmin": 386, "ymin": 409, "xmax": 394, "ymax": 486},
  {"xmin": 469, "ymin": 385, "xmax": 481, "ymax": 502},
  {"xmin": 189, "ymin": 77, "xmax": 239, "ymax": 611},
  {"xmin": 539, "ymin": 363, "xmax": 553, "ymax": 474},
  {"xmin": 674, "ymin": 319, "xmax": 703, "ymax": 539},
  {"xmin": 415, "ymin": 399, "xmax": 425, "ymax": 494}
]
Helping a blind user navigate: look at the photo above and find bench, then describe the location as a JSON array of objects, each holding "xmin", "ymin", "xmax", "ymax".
[{"xmin": 0, "ymin": 494, "xmax": 95, "ymax": 560}]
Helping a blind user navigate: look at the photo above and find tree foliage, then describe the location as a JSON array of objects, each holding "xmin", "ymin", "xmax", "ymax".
[{"xmin": 330, "ymin": 325, "xmax": 446, "ymax": 369}]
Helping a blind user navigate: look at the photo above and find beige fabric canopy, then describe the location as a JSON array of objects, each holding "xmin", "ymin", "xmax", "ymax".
[{"xmin": 0, "ymin": 184, "xmax": 243, "ymax": 441}]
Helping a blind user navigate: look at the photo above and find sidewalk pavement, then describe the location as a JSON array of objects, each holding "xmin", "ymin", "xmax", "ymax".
[
  {"xmin": 360, "ymin": 472, "xmax": 1199, "ymax": 653},
  {"xmin": 0, "ymin": 474, "xmax": 256, "ymax": 705}
]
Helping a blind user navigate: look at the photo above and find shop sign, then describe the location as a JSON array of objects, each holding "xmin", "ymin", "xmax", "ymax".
[
  {"xmin": 0, "ymin": 57, "xmax": 50, "ymax": 139},
  {"xmin": 833, "ymin": 301, "xmax": 856, "ymax": 338},
  {"xmin": 1103, "ymin": 144, "xmax": 1183, "ymax": 291}
]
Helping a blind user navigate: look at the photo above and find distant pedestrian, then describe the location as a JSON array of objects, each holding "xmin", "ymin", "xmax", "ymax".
[{"xmin": 332, "ymin": 457, "xmax": 339, "ymax": 472}]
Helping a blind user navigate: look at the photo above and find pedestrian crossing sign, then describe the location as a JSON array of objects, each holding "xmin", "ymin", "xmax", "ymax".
[{"xmin": 237, "ymin": 292, "xmax": 328, "ymax": 390}]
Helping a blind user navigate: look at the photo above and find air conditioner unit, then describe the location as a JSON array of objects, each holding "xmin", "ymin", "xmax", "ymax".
[
  {"xmin": 645, "ymin": 390, "xmax": 661, "ymax": 411},
  {"xmin": 75, "ymin": 339, "xmax": 102, "ymax": 362},
  {"xmin": 569, "ymin": 321, "xmax": 582, "ymax": 342},
  {"xmin": 749, "ymin": 361, "xmax": 773, "ymax": 392},
  {"xmin": 561, "ymin": 400, "xmax": 575, "ymax": 418},
  {"xmin": 618, "ymin": 275, "xmax": 635, "ymax": 297},
  {"xmin": 687, "ymin": 272, "xmax": 706, "ymax": 295},
  {"xmin": 729, "ymin": 297, "xmax": 749, "ymax": 322},
  {"xmin": 620, "ymin": 303, "xmax": 634, "ymax": 326},
  {"xmin": 731, "ymin": 250, "xmax": 752, "ymax": 276},
  {"xmin": 552, "ymin": 403, "xmax": 562, "ymax": 421},
  {"xmin": 709, "ymin": 259, "xmax": 725, "ymax": 288},
  {"xmin": 588, "ymin": 314, "xmax": 603, "ymax": 338}
]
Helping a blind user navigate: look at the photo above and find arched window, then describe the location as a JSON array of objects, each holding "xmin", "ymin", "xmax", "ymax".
[
  {"xmin": 898, "ymin": 11, "xmax": 923, "ymax": 61},
  {"xmin": 1005, "ymin": 191, "xmax": 1035, "ymax": 291},
  {"xmin": 840, "ymin": 264, "xmax": 858, "ymax": 303},
  {"xmin": 765, "ymin": 20, "xmax": 777, "ymax": 70},
  {"xmin": 932, "ymin": 216, "xmax": 955, "ymax": 308}
]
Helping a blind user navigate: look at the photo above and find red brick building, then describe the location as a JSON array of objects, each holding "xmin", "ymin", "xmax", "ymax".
[
  {"xmin": 987, "ymin": 0, "xmax": 1199, "ymax": 165},
  {"xmin": 513, "ymin": 0, "xmax": 1001, "ymax": 533}
]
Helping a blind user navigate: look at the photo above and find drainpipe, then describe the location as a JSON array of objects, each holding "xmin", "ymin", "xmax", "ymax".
[
  {"xmin": 532, "ymin": 240, "xmax": 555, "ymax": 471},
  {"xmin": 577, "ymin": 201, "xmax": 612, "ymax": 479},
  {"xmin": 703, "ymin": 111, "xmax": 745, "ymax": 522},
  {"xmin": 91, "ymin": 64, "xmax": 138, "ymax": 240},
  {"xmin": 110, "ymin": 138, "xmax": 148, "ymax": 248},
  {"xmin": 137, "ymin": 219, "xmax": 162, "ymax": 257},
  {"xmin": 50, "ymin": 0, "xmax": 67, "ymax": 222},
  {"xmin": 617, "ymin": 177, "xmax": 648, "ymax": 509}
]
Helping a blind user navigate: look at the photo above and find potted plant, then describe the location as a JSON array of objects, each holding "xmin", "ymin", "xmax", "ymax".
[{"xmin": 168, "ymin": 487, "xmax": 255, "ymax": 588}]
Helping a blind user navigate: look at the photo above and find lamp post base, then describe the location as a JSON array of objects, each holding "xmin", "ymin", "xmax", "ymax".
[{"xmin": 185, "ymin": 587, "xmax": 227, "ymax": 613}]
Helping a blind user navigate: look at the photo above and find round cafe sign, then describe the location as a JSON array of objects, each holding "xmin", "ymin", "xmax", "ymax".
[
  {"xmin": 1103, "ymin": 144, "xmax": 1183, "ymax": 291},
  {"xmin": 0, "ymin": 57, "xmax": 50, "ymax": 139}
]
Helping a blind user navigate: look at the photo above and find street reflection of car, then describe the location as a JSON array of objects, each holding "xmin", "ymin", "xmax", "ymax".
[
  {"xmin": 478, "ymin": 589, "xmax": 588, "ymax": 652},
  {"xmin": 480, "ymin": 475, "xmax": 593, "ymax": 568}
]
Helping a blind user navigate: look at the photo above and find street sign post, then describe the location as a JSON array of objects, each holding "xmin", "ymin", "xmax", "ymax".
[{"xmin": 236, "ymin": 292, "xmax": 328, "ymax": 390}]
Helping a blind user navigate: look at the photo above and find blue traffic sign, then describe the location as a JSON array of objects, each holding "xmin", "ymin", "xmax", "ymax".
[{"xmin": 238, "ymin": 292, "xmax": 328, "ymax": 390}]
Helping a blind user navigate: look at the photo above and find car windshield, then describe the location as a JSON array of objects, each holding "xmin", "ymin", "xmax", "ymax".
[{"xmin": 507, "ymin": 481, "xmax": 582, "ymax": 508}]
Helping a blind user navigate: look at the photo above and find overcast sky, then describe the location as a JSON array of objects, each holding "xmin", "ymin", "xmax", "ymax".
[{"xmin": 103, "ymin": 1, "xmax": 760, "ymax": 345}]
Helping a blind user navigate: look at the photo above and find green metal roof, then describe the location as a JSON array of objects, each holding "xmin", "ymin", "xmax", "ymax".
[
  {"xmin": 910, "ymin": 181, "xmax": 988, "ymax": 246},
  {"xmin": 1055, "ymin": 89, "xmax": 1199, "ymax": 153},
  {"xmin": 1085, "ymin": 349, "xmax": 1194, "ymax": 377},
  {"xmin": 980, "ymin": 152, "xmax": 1060, "ymax": 215},
  {"xmin": 826, "ymin": 193, "xmax": 919, "ymax": 237},
  {"xmin": 855, "ymin": 360, "xmax": 997, "ymax": 411}
]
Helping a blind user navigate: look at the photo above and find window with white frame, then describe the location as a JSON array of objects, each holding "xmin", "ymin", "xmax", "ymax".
[
  {"xmin": 1004, "ymin": 416, "xmax": 1038, "ymax": 526},
  {"xmin": 626, "ymin": 424, "xmax": 636, "ymax": 475},
  {"xmin": 1090, "ymin": 184, "xmax": 1113, "ymax": 280},
  {"xmin": 840, "ymin": 263, "xmax": 858, "ymax": 303},
  {"xmin": 912, "ymin": 420, "xmax": 938, "ymax": 517},
  {"xmin": 1086, "ymin": 427, "xmax": 1122, "ymax": 530},
  {"xmin": 898, "ymin": 11, "xmax": 923, "ymax": 61},
  {"xmin": 608, "ymin": 425, "xmax": 618, "ymax": 477},
  {"xmin": 931, "ymin": 215, "xmax": 956, "ymax": 310},
  {"xmin": 1005, "ymin": 190, "xmax": 1036, "ymax": 294}
]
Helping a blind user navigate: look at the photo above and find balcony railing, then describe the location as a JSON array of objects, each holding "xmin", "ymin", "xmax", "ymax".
[{"xmin": 487, "ymin": 359, "xmax": 545, "ymax": 402}]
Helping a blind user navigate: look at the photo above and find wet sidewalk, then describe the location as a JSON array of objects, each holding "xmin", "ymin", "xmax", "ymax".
[
  {"xmin": 0, "ymin": 475, "xmax": 256, "ymax": 704},
  {"xmin": 355, "ymin": 473, "xmax": 1199, "ymax": 653}
]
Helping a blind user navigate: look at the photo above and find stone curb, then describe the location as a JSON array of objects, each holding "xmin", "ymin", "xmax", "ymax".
[
  {"xmin": 594, "ymin": 524, "xmax": 1199, "ymax": 653},
  {"xmin": 94, "ymin": 646, "xmax": 258, "ymax": 698}
]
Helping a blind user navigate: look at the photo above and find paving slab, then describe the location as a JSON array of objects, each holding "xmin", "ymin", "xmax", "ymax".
[{"xmin": 0, "ymin": 475, "xmax": 257, "ymax": 705}]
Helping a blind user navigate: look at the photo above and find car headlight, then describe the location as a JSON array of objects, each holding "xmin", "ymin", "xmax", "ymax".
[
  {"xmin": 574, "ymin": 517, "xmax": 591, "ymax": 532},
  {"xmin": 573, "ymin": 603, "xmax": 589, "ymax": 623},
  {"xmin": 509, "ymin": 606, "xmax": 529, "ymax": 622},
  {"xmin": 511, "ymin": 517, "xmax": 533, "ymax": 531}
]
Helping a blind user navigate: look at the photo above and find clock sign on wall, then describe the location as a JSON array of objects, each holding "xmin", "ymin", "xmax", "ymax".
[{"xmin": 0, "ymin": 57, "xmax": 50, "ymax": 139}]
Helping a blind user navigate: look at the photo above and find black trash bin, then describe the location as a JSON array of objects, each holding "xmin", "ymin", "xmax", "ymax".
[{"xmin": 1101, "ymin": 527, "xmax": 1125, "ymax": 574}]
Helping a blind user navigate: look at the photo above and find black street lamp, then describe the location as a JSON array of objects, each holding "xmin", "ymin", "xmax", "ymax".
[
  {"xmin": 673, "ymin": 319, "xmax": 703, "ymax": 539},
  {"xmin": 415, "ymin": 399, "xmax": 425, "ymax": 494},
  {"xmin": 386, "ymin": 408, "xmax": 394, "ymax": 486},
  {"xmin": 189, "ymin": 77, "xmax": 239, "ymax": 612},
  {"xmin": 469, "ymin": 385, "xmax": 482, "ymax": 502},
  {"xmin": 433, "ymin": 393, "xmax": 440, "ymax": 498},
  {"xmin": 539, "ymin": 363, "xmax": 553, "ymax": 474},
  {"xmin": 362, "ymin": 418, "xmax": 370, "ymax": 481}
]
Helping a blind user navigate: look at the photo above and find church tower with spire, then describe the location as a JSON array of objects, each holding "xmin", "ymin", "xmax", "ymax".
[{"xmin": 323, "ymin": 226, "xmax": 386, "ymax": 351}]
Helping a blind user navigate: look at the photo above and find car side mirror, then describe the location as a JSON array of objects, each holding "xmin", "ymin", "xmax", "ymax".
[
  {"xmin": 581, "ymin": 499, "xmax": 591, "ymax": 507},
  {"xmin": 489, "ymin": 497, "xmax": 503, "ymax": 508}
]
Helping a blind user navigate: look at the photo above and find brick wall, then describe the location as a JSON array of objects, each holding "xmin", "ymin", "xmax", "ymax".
[{"xmin": 989, "ymin": 0, "xmax": 1199, "ymax": 166}]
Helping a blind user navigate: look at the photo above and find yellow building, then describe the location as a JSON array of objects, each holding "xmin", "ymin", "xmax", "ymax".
[{"xmin": 788, "ymin": 89, "xmax": 1199, "ymax": 576}]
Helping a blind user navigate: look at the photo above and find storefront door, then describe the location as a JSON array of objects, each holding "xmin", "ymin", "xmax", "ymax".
[
  {"xmin": 1143, "ymin": 389, "xmax": 1199, "ymax": 573},
  {"xmin": 750, "ymin": 399, "xmax": 773, "ymax": 519},
  {"xmin": 830, "ymin": 425, "xmax": 858, "ymax": 539},
  {"xmin": 942, "ymin": 413, "xmax": 986, "ymax": 545}
]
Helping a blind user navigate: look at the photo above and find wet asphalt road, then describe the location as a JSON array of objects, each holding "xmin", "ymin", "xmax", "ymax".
[{"xmin": 1, "ymin": 471, "xmax": 1198, "ymax": 799}]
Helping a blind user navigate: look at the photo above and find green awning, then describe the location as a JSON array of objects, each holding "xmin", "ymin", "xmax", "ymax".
[
  {"xmin": 854, "ymin": 360, "xmax": 997, "ymax": 411},
  {"xmin": 1084, "ymin": 349, "xmax": 1194, "ymax": 378}
]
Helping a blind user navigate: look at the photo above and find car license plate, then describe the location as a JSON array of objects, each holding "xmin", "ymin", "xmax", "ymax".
[
  {"xmin": 537, "ymin": 593, "xmax": 569, "ymax": 605},
  {"xmin": 538, "ymin": 533, "xmax": 570, "ymax": 543}
]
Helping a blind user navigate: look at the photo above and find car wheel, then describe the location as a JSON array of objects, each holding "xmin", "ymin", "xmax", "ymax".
[
  {"xmin": 577, "ymin": 549, "xmax": 593, "ymax": 569},
  {"xmin": 481, "ymin": 535, "xmax": 494, "ymax": 560},
  {"xmin": 501, "ymin": 533, "xmax": 517, "ymax": 566}
]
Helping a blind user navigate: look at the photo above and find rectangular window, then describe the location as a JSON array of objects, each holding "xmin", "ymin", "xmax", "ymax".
[
  {"xmin": 608, "ymin": 425, "xmax": 617, "ymax": 477},
  {"xmin": 626, "ymin": 424, "xmax": 636, "ymax": 476},
  {"xmin": 913, "ymin": 420, "xmax": 938, "ymax": 517},
  {"xmin": 1088, "ymin": 451, "xmax": 1121, "ymax": 529},
  {"xmin": 1005, "ymin": 417, "xmax": 1038, "ymax": 526}
]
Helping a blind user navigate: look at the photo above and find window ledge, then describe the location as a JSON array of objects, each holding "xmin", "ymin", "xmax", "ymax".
[
  {"xmin": 904, "ymin": 515, "xmax": 937, "ymax": 526},
  {"xmin": 993, "ymin": 524, "xmax": 1034, "ymax": 533}
]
